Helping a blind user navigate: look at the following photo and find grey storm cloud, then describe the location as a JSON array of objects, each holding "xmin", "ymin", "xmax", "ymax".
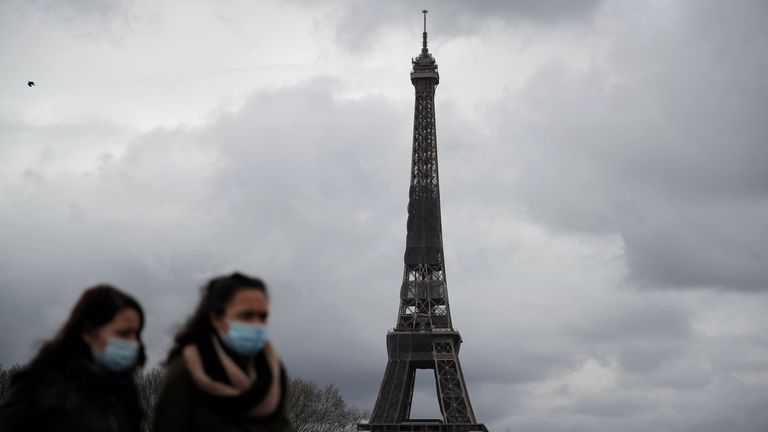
[
  {"xmin": 6, "ymin": 0, "xmax": 139, "ymax": 38},
  {"xmin": 30, "ymin": 0, "xmax": 131, "ymax": 17},
  {"xmin": 476, "ymin": 0, "xmax": 768, "ymax": 292},
  {"xmin": 290, "ymin": 0, "xmax": 603, "ymax": 51}
]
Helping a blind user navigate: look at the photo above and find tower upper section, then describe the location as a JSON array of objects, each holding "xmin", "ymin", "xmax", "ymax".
[{"xmin": 398, "ymin": 10, "xmax": 452, "ymax": 331}]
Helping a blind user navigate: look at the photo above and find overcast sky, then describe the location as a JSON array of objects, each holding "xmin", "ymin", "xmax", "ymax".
[{"xmin": 2, "ymin": 0, "xmax": 768, "ymax": 430}]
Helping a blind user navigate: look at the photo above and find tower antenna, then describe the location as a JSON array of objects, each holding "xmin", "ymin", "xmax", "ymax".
[{"xmin": 422, "ymin": 9, "xmax": 428, "ymax": 53}]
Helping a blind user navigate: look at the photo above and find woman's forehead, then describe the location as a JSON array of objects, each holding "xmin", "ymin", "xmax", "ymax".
[
  {"xmin": 110, "ymin": 308, "xmax": 141, "ymax": 327},
  {"xmin": 229, "ymin": 289, "xmax": 267, "ymax": 308}
]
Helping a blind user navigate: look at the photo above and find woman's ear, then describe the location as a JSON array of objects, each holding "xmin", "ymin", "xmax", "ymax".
[
  {"xmin": 81, "ymin": 322, "xmax": 98, "ymax": 345},
  {"xmin": 209, "ymin": 311, "xmax": 224, "ymax": 333}
]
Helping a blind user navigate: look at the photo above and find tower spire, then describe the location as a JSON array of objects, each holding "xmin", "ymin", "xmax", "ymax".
[
  {"xmin": 422, "ymin": 9, "xmax": 428, "ymax": 54},
  {"xmin": 412, "ymin": 10, "xmax": 438, "ymax": 81}
]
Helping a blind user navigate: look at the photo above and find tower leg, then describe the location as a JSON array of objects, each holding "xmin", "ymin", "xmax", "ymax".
[
  {"xmin": 370, "ymin": 360, "xmax": 416, "ymax": 422},
  {"xmin": 433, "ymin": 342, "xmax": 476, "ymax": 423}
]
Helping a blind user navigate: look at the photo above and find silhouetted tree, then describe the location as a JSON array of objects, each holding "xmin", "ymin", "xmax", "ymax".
[
  {"xmin": 289, "ymin": 376, "xmax": 368, "ymax": 432},
  {"xmin": 0, "ymin": 364, "xmax": 23, "ymax": 405},
  {"xmin": 135, "ymin": 367, "xmax": 165, "ymax": 431}
]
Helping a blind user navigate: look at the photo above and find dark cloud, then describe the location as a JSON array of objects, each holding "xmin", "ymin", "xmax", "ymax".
[
  {"xmin": 571, "ymin": 302, "xmax": 694, "ymax": 344},
  {"xmin": 562, "ymin": 392, "xmax": 656, "ymax": 418},
  {"xmin": 291, "ymin": 0, "xmax": 603, "ymax": 51},
  {"xmin": 688, "ymin": 406, "xmax": 768, "ymax": 432},
  {"xmin": 30, "ymin": 0, "xmax": 133, "ymax": 19},
  {"xmin": 569, "ymin": 301, "xmax": 697, "ymax": 373},
  {"xmin": 619, "ymin": 358, "xmax": 713, "ymax": 391},
  {"xmin": 477, "ymin": 0, "xmax": 768, "ymax": 291},
  {"xmin": 5, "ymin": 0, "xmax": 138, "ymax": 39}
]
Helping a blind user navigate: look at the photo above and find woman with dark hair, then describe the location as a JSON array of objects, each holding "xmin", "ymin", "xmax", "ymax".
[
  {"xmin": 0, "ymin": 284, "xmax": 146, "ymax": 432},
  {"xmin": 153, "ymin": 272, "xmax": 292, "ymax": 432}
]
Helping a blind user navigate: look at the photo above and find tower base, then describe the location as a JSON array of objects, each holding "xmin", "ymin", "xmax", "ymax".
[{"xmin": 358, "ymin": 423, "xmax": 489, "ymax": 432}]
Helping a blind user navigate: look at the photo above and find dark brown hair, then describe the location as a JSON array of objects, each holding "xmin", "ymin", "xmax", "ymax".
[
  {"xmin": 165, "ymin": 272, "xmax": 267, "ymax": 363},
  {"xmin": 30, "ymin": 284, "xmax": 146, "ymax": 370}
]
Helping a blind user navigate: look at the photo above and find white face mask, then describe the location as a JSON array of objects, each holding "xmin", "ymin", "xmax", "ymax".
[
  {"xmin": 92, "ymin": 337, "xmax": 139, "ymax": 372},
  {"xmin": 221, "ymin": 320, "xmax": 268, "ymax": 356}
]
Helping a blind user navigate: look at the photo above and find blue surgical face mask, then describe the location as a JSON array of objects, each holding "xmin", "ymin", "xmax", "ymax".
[
  {"xmin": 221, "ymin": 321, "xmax": 268, "ymax": 356},
  {"xmin": 92, "ymin": 337, "xmax": 140, "ymax": 372}
]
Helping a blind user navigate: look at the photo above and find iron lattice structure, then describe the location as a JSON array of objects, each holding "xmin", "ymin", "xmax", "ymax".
[{"xmin": 360, "ymin": 11, "xmax": 487, "ymax": 432}]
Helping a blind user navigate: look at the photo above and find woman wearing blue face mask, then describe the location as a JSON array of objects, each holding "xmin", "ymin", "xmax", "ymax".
[
  {"xmin": 153, "ymin": 272, "xmax": 291, "ymax": 432},
  {"xmin": 0, "ymin": 285, "xmax": 145, "ymax": 432}
]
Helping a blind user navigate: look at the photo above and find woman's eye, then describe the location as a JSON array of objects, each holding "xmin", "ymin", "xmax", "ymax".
[{"xmin": 238, "ymin": 311, "xmax": 267, "ymax": 321}]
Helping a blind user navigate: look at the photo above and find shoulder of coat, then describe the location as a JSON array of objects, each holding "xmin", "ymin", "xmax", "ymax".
[{"xmin": 163, "ymin": 355, "xmax": 193, "ymax": 383}]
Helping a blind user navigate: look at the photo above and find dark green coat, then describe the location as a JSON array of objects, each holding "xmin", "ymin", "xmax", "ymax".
[{"xmin": 152, "ymin": 357, "xmax": 293, "ymax": 432}]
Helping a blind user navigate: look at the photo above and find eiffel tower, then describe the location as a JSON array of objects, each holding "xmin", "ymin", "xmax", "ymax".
[{"xmin": 359, "ymin": 11, "xmax": 488, "ymax": 432}]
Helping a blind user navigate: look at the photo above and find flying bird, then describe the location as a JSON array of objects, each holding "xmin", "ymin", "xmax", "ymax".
[{"xmin": 28, "ymin": 81, "xmax": 35, "ymax": 87}]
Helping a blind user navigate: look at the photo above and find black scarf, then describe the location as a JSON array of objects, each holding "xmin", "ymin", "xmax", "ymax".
[{"xmin": 193, "ymin": 335, "xmax": 287, "ymax": 418}]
